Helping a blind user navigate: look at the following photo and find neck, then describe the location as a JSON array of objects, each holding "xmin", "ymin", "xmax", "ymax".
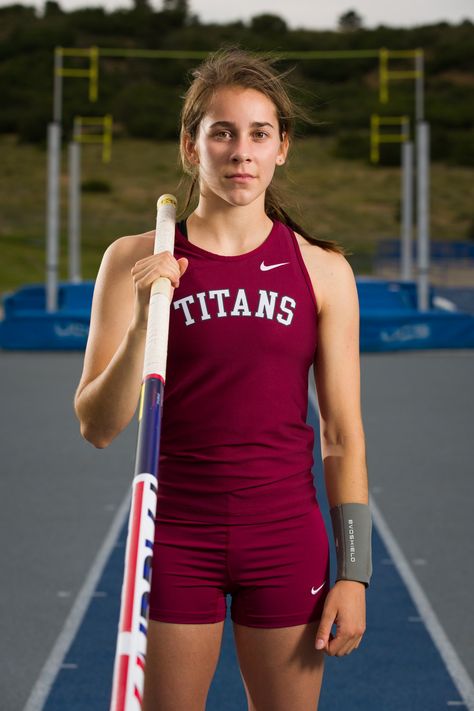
[{"xmin": 187, "ymin": 192, "xmax": 273, "ymax": 254}]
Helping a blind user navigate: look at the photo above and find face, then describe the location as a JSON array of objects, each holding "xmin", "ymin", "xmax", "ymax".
[{"xmin": 184, "ymin": 85, "xmax": 289, "ymax": 208}]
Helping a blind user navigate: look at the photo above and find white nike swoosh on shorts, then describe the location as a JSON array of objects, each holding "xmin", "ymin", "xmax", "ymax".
[
  {"xmin": 260, "ymin": 261, "xmax": 290, "ymax": 271},
  {"xmin": 311, "ymin": 581, "xmax": 326, "ymax": 595}
]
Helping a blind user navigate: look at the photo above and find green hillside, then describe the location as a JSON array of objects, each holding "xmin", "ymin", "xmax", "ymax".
[
  {"xmin": 1, "ymin": 133, "xmax": 472, "ymax": 291},
  {"xmin": 0, "ymin": 3, "xmax": 473, "ymax": 291},
  {"xmin": 0, "ymin": 3, "xmax": 473, "ymax": 165}
]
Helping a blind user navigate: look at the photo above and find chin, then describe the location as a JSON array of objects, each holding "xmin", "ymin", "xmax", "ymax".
[{"xmin": 224, "ymin": 188, "xmax": 266, "ymax": 207}]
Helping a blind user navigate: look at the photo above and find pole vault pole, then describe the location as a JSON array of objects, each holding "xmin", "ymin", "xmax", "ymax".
[{"xmin": 109, "ymin": 194, "xmax": 177, "ymax": 711}]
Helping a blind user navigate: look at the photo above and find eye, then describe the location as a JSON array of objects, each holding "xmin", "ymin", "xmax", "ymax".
[
  {"xmin": 253, "ymin": 130, "xmax": 269, "ymax": 139},
  {"xmin": 214, "ymin": 130, "xmax": 232, "ymax": 139}
]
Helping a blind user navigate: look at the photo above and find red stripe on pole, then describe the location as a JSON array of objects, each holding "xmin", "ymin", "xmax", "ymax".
[
  {"xmin": 122, "ymin": 481, "xmax": 144, "ymax": 632},
  {"xmin": 144, "ymin": 373, "xmax": 165, "ymax": 383},
  {"xmin": 115, "ymin": 655, "xmax": 129, "ymax": 711}
]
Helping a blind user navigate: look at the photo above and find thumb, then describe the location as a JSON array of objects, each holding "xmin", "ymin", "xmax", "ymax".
[
  {"xmin": 178, "ymin": 257, "xmax": 189, "ymax": 275},
  {"xmin": 315, "ymin": 608, "xmax": 334, "ymax": 650}
]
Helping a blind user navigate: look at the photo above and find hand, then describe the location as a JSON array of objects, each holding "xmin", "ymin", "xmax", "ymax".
[
  {"xmin": 130, "ymin": 252, "xmax": 189, "ymax": 330},
  {"xmin": 315, "ymin": 580, "xmax": 366, "ymax": 656}
]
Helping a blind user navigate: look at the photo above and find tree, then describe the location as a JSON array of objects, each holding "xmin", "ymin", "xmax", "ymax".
[
  {"xmin": 250, "ymin": 13, "xmax": 287, "ymax": 34},
  {"xmin": 133, "ymin": 0, "xmax": 152, "ymax": 11},
  {"xmin": 163, "ymin": 0, "xmax": 189, "ymax": 13},
  {"xmin": 338, "ymin": 9, "xmax": 363, "ymax": 32},
  {"xmin": 44, "ymin": 1, "xmax": 63, "ymax": 16}
]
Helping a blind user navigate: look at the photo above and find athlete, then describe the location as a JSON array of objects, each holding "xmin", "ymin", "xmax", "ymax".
[{"xmin": 74, "ymin": 47, "xmax": 372, "ymax": 711}]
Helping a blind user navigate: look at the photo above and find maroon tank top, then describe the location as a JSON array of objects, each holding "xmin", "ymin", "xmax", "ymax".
[{"xmin": 155, "ymin": 218, "xmax": 319, "ymax": 524}]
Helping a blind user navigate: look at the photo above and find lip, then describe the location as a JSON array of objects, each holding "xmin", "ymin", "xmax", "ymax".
[{"xmin": 226, "ymin": 174, "xmax": 255, "ymax": 182}]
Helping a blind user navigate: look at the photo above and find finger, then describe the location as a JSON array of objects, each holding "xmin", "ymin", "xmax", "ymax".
[
  {"xmin": 177, "ymin": 257, "xmax": 189, "ymax": 274},
  {"xmin": 329, "ymin": 633, "xmax": 362, "ymax": 657},
  {"xmin": 132, "ymin": 251, "xmax": 175, "ymax": 275},
  {"xmin": 136, "ymin": 263, "xmax": 180, "ymax": 287},
  {"xmin": 326, "ymin": 634, "xmax": 346, "ymax": 656},
  {"xmin": 315, "ymin": 610, "xmax": 336, "ymax": 650},
  {"xmin": 340, "ymin": 639, "xmax": 361, "ymax": 656},
  {"xmin": 131, "ymin": 264, "xmax": 155, "ymax": 282},
  {"xmin": 332, "ymin": 638, "xmax": 354, "ymax": 656}
]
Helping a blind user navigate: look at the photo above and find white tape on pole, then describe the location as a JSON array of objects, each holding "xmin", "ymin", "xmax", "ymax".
[{"xmin": 142, "ymin": 195, "xmax": 177, "ymax": 380}]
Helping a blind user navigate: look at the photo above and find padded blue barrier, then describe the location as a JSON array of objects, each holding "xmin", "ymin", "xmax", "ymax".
[
  {"xmin": 0, "ymin": 282, "xmax": 94, "ymax": 350},
  {"xmin": 374, "ymin": 239, "xmax": 474, "ymax": 264},
  {"xmin": 357, "ymin": 277, "xmax": 474, "ymax": 350},
  {"xmin": 1, "ymin": 278, "xmax": 474, "ymax": 351}
]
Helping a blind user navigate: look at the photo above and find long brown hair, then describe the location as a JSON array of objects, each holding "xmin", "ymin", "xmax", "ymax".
[{"xmin": 177, "ymin": 46, "xmax": 348, "ymax": 256}]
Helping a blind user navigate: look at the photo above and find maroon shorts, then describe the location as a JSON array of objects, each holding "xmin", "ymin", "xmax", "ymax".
[{"xmin": 149, "ymin": 502, "xmax": 330, "ymax": 628}]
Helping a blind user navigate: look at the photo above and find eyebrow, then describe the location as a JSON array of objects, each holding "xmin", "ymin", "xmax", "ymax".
[{"xmin": 209, "ymin": 121, "xmax": 275, "ymax": 129}]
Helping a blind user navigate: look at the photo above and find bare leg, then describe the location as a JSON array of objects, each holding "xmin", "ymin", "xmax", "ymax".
[
  {"xmin": 143, "ymin": 619, "xmax": 225, "ymax": 711},
  {"xmin": 233, "ymin": 621, "xmax": 325, "ymax": 711}
]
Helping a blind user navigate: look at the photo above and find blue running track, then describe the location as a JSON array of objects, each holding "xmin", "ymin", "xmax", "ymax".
[{"xmin": 42, "ymin": 403, "xmax": 469, "ymax": 711}]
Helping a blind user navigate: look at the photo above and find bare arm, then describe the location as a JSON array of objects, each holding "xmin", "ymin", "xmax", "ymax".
[
  {"xmin": 313, "ymin": 251, "xmax": 368, "ymax": 508},
  {"xmin": 311, "ymin": 249, "xmax": 369, "ymax": 655},
  {"xmin": 73, "ymin": 235, "xmax": 187, "ymax": 448}
]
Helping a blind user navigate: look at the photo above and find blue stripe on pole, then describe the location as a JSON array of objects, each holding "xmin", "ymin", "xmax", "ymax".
[{"xmin": 134, "ymin": 377, "xmax": 164, "ymax": 478}]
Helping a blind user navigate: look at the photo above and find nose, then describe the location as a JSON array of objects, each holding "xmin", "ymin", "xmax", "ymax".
[{"xmin": 230, "ymin": 136, "xmax": 252, "ymax": 163}]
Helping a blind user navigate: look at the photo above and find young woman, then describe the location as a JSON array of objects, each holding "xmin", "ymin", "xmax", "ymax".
[{"xmin": 74, "ymin": 48, "xmax": 372, "ymax": 711}]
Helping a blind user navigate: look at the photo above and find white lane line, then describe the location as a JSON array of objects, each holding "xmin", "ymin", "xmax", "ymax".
[
  {"xmin": 370, "ymin": 495, "xmax": 474, "ymax": 710},
  {"xmin": 308, "ymin": 384, "xmax": 474, "ymax": 711},
  {"xmin": 22, "ymin": 490, "xmax": 131, "ymax": 711},
  {"xmin": 412, "ymin": 558, "xmax": 428, "ymax": 566}
]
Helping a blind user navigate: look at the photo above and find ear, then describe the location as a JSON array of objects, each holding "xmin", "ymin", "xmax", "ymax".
[
  {"xmin": 276, "ymin": 131, "xmax": 289, "ymax": 166},
  {"xmin": 183, "ymin": 132, "xmax": 199, "ymax": 165}
]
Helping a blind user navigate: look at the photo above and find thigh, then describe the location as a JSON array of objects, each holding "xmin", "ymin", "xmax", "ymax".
[
  {"xmin": 233, "ymin": 620, "xmax": 325, "ymax": 711},
  {"xmin": 143, "ymin": 619, "xmax": 225, "ymax": 711},
  {"xmin": 149, "ymin": 518, "xmax": 228, "ymax": 624},
  {"xmin": 229, "ymin": 505, "xmax": 330, "ymax": 628}
]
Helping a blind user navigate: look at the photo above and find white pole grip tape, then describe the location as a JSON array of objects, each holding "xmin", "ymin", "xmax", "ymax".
[{"xmin": 142, "ymin": 194, "xmax": 177, "ymax": 380}]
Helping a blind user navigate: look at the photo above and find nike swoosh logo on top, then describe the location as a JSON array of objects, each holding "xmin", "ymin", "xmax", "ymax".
[
  {"xmin": 260, "ymin": 261, "xmax": 290, "ymax": 271},
  {"xmin": 311, "ymin": 581, "xmax": 326, "ymax": 595}
]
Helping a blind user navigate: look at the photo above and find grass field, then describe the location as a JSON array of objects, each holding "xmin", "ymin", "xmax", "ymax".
[{"xmin": 0, "ymin": 133, "xmax": 472, "ymax": 292}]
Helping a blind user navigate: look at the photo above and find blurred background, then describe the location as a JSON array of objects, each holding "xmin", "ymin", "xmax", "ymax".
[
  {"xmin": 1, "ymin": 2, "xmax": 473, "ymax": 711},
  {"xmin": 0, "ymin": 0, "xmax": 473, "ymax": 291}
]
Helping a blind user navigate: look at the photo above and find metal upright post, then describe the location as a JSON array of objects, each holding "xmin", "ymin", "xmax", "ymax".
[
  {"xmin": 414, "ymin": 50, "xmax": 430, "ymax": 310},
  {"xmin": 46, "ymin": 122, "xmax": 61, "ymax": 312},
  {"xmin": 401, "ymin": 133, "xmax": 414, "ymax": 281},
  {"xmin": 68, "ymin": 135, "xmax": 81, "ymax": 284},
  {"xmin": 46, "ymin": 48, "xmax": 63, "ymax": 312},
  {"xmin": 415, "ymin": 49, "xmax": 424, "ymax": 126},
  {"xmin": 417, "ymin": 121, "xmax": 430, "ymax": 311}
]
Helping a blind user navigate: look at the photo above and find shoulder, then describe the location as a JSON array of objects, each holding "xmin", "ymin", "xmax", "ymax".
[
  {"xmin": 105, "ymin": 229, "xmax": 156, "ymax": 258},
  {"xmin": 293, "ymin": 231, "xmax": 356, "ymax": 315},
  {"xmin": 102, "ymin": 230, "xmax": 155, "ymax": 270}
]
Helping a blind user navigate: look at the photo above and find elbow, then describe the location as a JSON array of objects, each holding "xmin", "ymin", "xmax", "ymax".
[
  {"xmin": 79, "ymin": 421, "xmax": 112, "ymax": 449},
  {"xmin": 320, "ymin": 428, "xmax": 366, "ymax": 460},
  {"xmin": 75, "ymin": 407, "xmax": 124, "ymax": 448},
  {"xmin": 74, "ymin": 391, "xmax": 130, "ymax": 449},
  {"xmin": 320, "ymin": 419, "xmax": 366, "ymax": 447},
  {"xmin": 74, "ymin": 392, "xmax": 112, "ymax": 449}
]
